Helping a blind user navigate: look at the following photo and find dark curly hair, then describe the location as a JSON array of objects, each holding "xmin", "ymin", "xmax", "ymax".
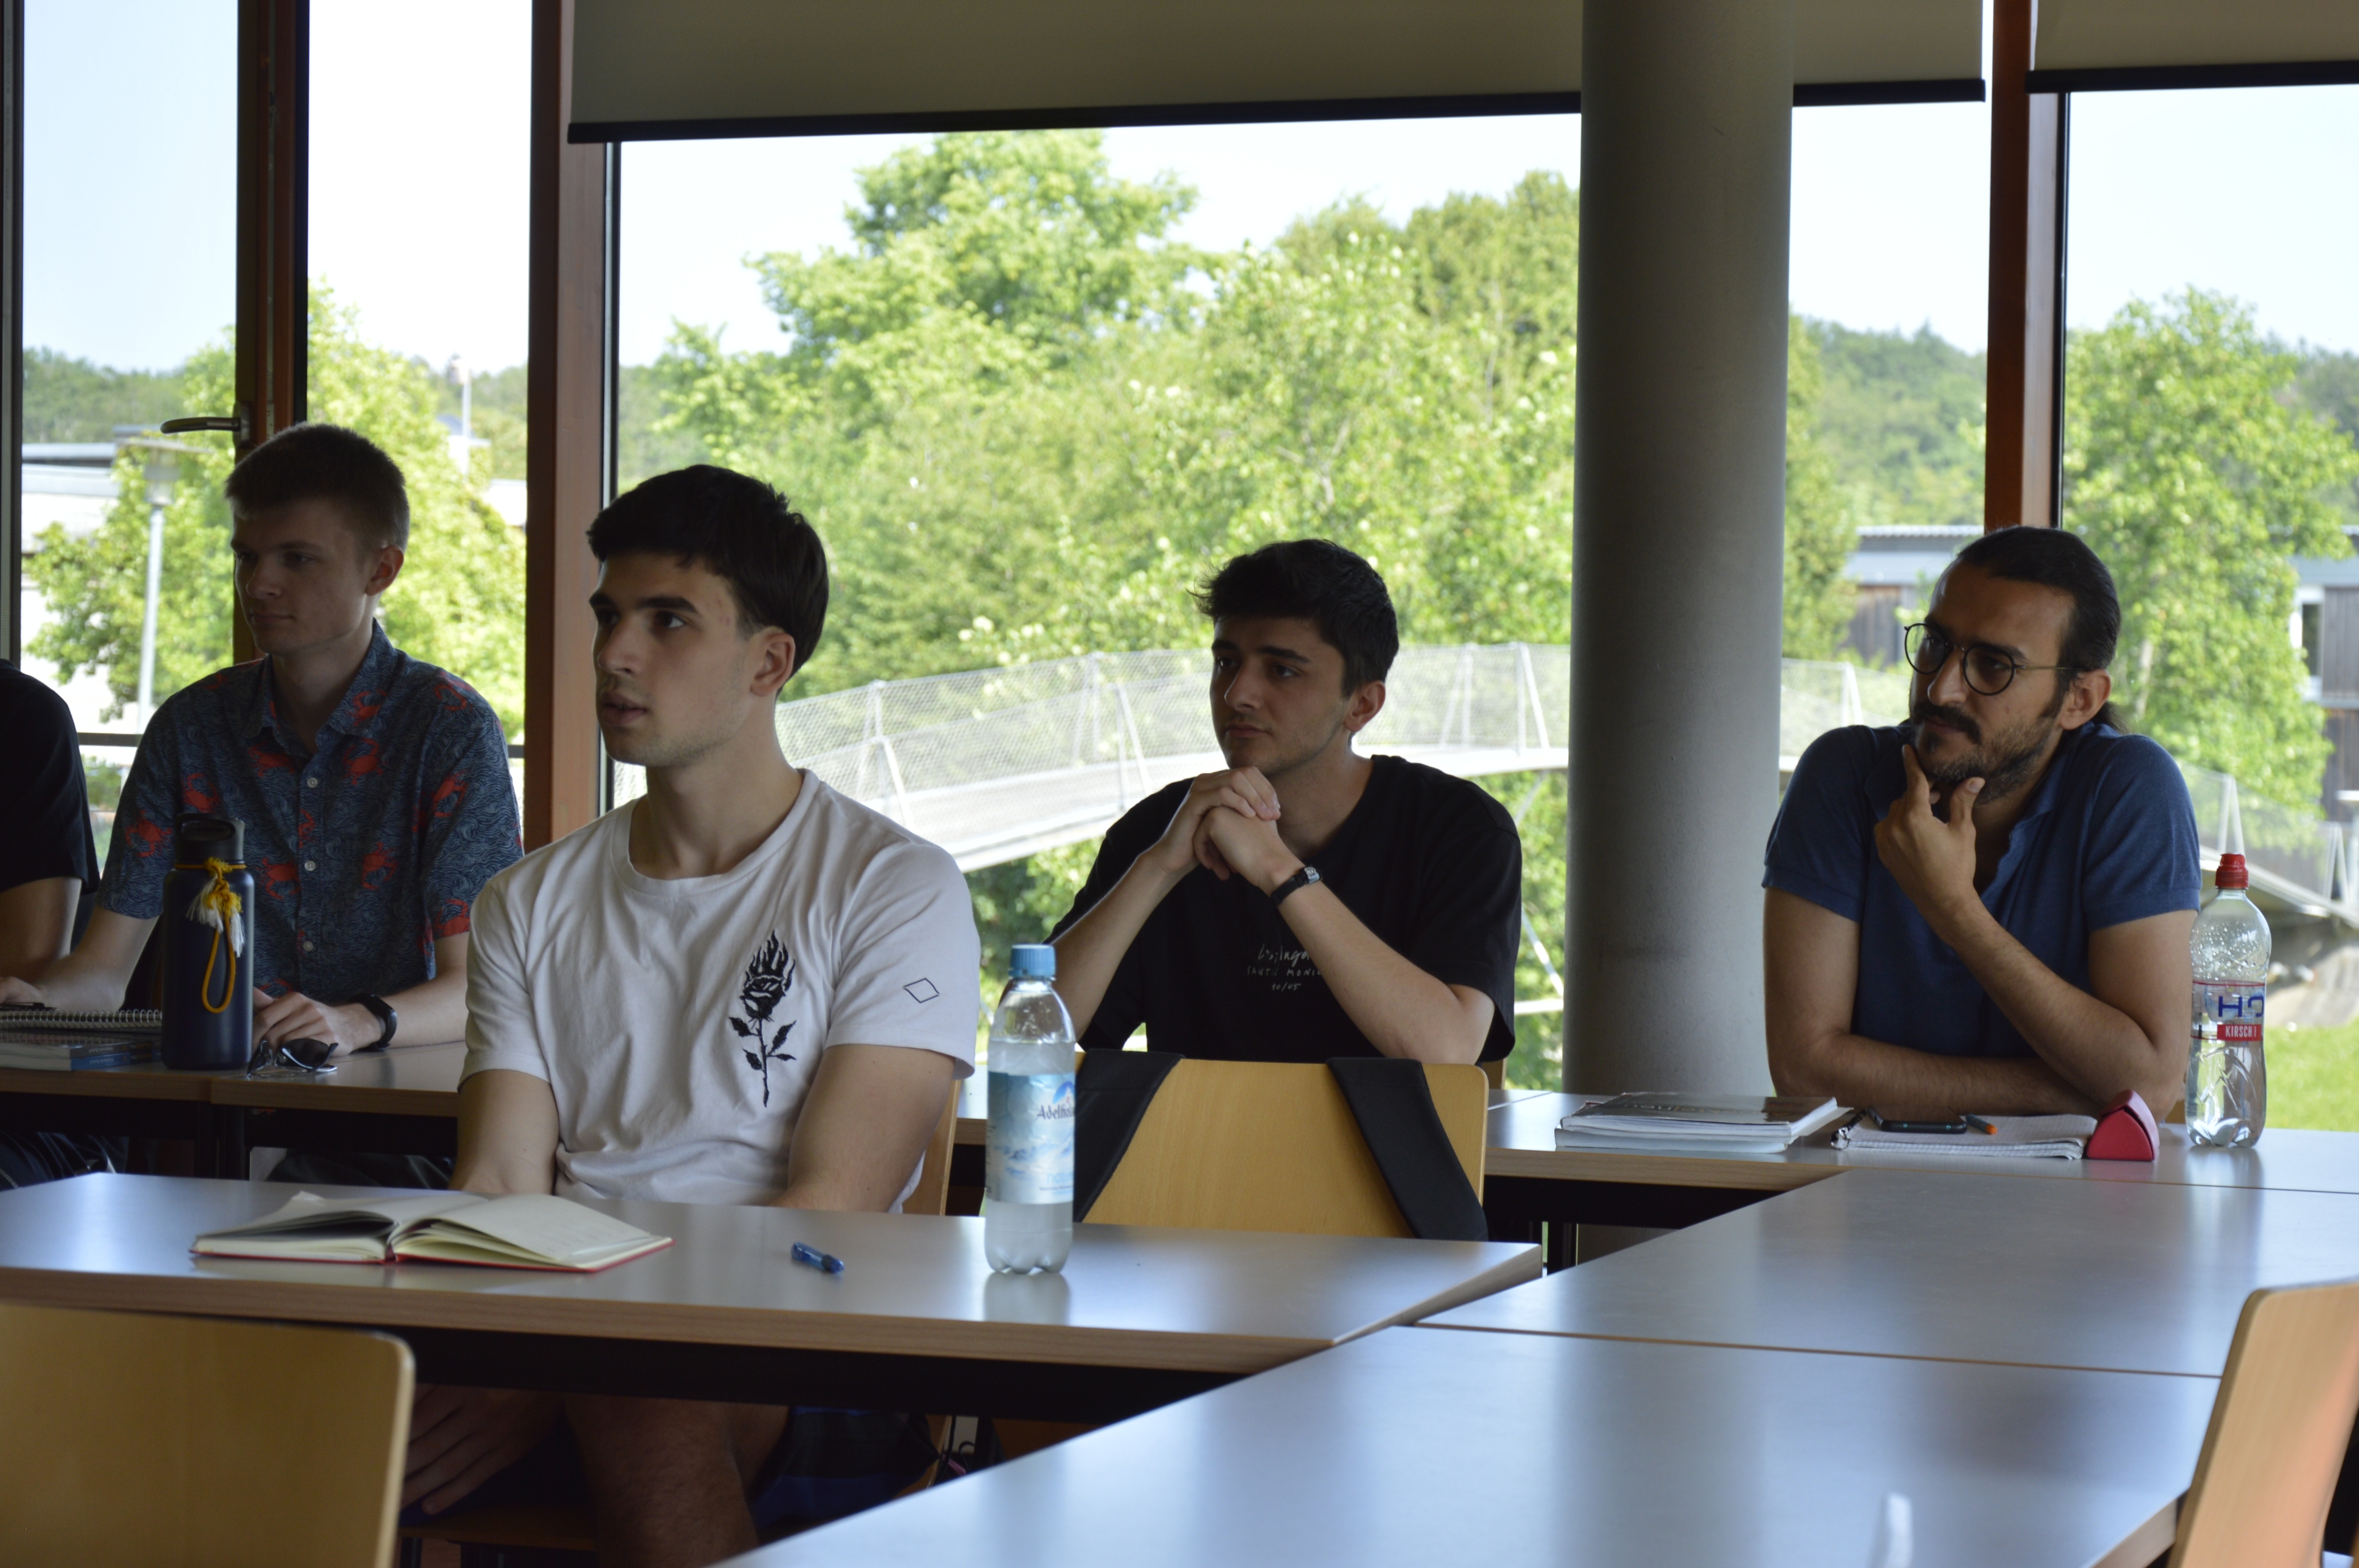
[
  {"xmin": 1949, "ymin": 525, "xmax": 2124, "ymax": 730},
  {"xmin": 587, "ymin": 465, "xmax": 828, "ymax": 676},
  {"xmin": 1194, "ymin": 539, "xmax": 1399, "ymax": 692}
]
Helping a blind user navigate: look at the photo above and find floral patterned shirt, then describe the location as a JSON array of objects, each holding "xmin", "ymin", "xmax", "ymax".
[{"xmin": 101, "ymin": 625, "xmax": 522, "ymax": 1002}]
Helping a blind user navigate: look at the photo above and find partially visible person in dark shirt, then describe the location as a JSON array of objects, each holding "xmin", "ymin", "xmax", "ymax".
[
  {"xmin": 1762, "ymin": 525, "xmax": 2197, "ymax": 1115},
  {"xmin": 0, "ymin": 424, "xmax": 520, "ymax": 1185},
  {"xmin": 0, "ymin": 661, "xmax": 109, "ymax": 1188},
  {"xmin": 1050, "ymin": 540, "xmax": 1521, "ymax": 1065}
]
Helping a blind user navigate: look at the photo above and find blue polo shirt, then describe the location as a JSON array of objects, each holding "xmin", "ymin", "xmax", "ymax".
[{"xmin": 1763, "ymin": 722, "xmax": 2200, "ymax": 1058}]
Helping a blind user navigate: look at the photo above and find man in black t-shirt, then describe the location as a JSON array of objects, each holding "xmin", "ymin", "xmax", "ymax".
[
  {"xmin": 0, "ymin": 661, "xmax": 111, "ymax": 1187},
  {"xmin": 1050, "ymin": 540, "xmax": 1522, "ymax": 1064}
]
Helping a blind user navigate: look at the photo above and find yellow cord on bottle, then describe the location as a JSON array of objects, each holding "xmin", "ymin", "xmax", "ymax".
[{"xmin": 174, "ymin": 858, "xmax": 246, "ymax": 1015}]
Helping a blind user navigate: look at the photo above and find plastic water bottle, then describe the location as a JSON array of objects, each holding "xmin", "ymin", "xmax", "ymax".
[
  {"xmin": 985, "ymin": 945, "xmax": 1074, "ymax": 1273},
  {"xmin": 2188, "ymin": 852, "xmax": 2269, "ymax": 1147}
]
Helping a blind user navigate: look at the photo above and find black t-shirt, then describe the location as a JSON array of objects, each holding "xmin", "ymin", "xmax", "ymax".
[
  {"xmin": 1052, "ymin": 755, "xmax": 1522, "ymax": 1063},
  {"xmin": 0, "ymin": 661, "xmax": 96, "ymax": 899}
]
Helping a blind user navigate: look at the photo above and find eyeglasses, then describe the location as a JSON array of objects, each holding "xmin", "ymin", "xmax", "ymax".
[
  {"xmin": 1904, "ymin": 623, "xmax": 2073, "ymax": 697},
  {"xmin": 245, "ymin": 1036, "xmax": 339, "ymax": 1079}
]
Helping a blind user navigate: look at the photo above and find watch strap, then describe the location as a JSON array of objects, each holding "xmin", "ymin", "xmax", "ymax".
[
  {"xmin": 1269, "ymin": 863, "xmax": 1322, "ymax": 908},
  {"xmin": 354, "ymin": 994, "xmax": 397, "ymax": 1052}
]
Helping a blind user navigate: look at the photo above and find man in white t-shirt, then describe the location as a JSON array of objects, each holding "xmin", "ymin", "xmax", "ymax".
[{"xmin": 402, "ymin": 466, "xmax": 980, "ymax": 1568}]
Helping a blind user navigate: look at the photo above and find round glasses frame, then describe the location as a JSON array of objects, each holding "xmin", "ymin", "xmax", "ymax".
[{"xmin": 1903, "ymin": 623, "xmax": 2074, "ymax": 697}]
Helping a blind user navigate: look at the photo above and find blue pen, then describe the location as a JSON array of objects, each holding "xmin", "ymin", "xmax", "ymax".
[{"xmin": 792, "ymin": 1241, "xmax": 846, "ymax": 1275}]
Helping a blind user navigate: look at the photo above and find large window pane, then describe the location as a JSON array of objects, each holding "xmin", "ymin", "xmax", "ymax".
[
  {"xmin": 18, "ymin": 0, "xmax": 236, "ymax": 848},
  {"xmin": 2062, "ymin": 85, "xmax": 2359, "ymax": 812},
  {"xmin": 2062, "ymin": 84, "xmax": 2359, "ymax": 1131},
  {"xmin": 1786, "ymin": 98, "xmax": 1992, "ymax": 676},
  {"xmin": 307, "ymin": 0, "xmax": 531, "ymax": 752},
  {"xmin": 618, "ymin": 119, "xmax": 1581, "ymax": 1083}
]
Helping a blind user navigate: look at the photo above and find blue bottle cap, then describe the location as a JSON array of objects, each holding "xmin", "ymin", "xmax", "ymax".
[{"xmin": 1009, "ymin": 944, "xmax": 1056, "ymax": 980}]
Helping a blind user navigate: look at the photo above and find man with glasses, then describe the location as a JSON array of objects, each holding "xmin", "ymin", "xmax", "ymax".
[{"xmin": 1762, "ymin": 526, "xmax": 2200, "ymax": 1114}]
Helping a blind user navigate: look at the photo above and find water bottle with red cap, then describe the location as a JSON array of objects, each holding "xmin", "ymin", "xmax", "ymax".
[{"xmin": 2188, "ymin": 851, "xmax": 2269, "ymax": 1146}]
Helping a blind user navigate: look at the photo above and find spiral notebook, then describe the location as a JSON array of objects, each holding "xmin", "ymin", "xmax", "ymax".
[{"xmin": 0, "ymin": 1007, "xmax": 164, "ymax": 1037}]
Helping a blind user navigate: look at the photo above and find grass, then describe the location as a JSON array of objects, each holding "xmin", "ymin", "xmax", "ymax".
[{"xmin": 2266, "ymin": 1020, "xmax": 2359, "ymax": 1131}]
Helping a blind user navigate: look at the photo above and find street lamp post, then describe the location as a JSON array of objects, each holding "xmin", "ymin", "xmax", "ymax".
[{"xmin": 135, "ymin": 448, "xmax": 178, "ymax": 726}]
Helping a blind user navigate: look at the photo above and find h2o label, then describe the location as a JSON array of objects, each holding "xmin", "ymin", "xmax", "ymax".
[{"xmin": 2196, "ymin": 981, "xmax": 2266, "ymax": 1045}]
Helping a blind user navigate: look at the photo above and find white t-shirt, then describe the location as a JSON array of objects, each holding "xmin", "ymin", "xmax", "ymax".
[{"xmin": 462, "ymin": 776, "xmax": 980, "ymax": 1206}]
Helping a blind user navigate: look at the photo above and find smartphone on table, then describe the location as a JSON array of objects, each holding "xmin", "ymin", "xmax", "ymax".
[{"xmin": 1867, "ymin": 1106, "xmax": 1970, "ymax": 1134}]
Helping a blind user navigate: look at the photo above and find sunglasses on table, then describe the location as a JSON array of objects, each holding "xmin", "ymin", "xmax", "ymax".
[
  {"xmin": 1903, "ymin": 623, "xmax": 2075, "ymax": 698},
  {"xmin": 245, "ymin": 1037, "xmax": 338, "ymax": 1078}
]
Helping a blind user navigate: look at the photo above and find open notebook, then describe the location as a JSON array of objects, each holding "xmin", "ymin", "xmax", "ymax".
[{"xmin": 193, "ymin": 1190, "xmax": 672, "ymax": 1271}]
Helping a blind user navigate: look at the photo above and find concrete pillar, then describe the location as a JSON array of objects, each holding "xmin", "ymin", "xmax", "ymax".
[{"xmin": 1566, "ymin": 0, "xmax": 1794, "ymax": 1094}]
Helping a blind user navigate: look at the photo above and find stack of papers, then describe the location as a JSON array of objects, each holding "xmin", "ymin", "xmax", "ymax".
[
  {"xmin": 1556, "ymin": 1093, "xmax": 1846, "ymax": 1153},
  {"xmin": 0, "ymin": 1032, "xmax": 156, "ymax": 1072},
  {"xmin": 1833, "ymin": 1114, "xmax": 2097, "ymax": 1160}
]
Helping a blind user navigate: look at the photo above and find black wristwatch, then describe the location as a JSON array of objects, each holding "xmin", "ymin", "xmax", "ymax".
[
  {"xmin": 1269, "ymin": 863, "xmax": 1322, "ymax": 908},
  {"xmin": 353, "ymin": 994, "xmax": 398, "ymax": 1053}
]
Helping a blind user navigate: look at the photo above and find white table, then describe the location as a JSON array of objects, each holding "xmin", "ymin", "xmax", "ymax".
[
  {"xmin": 0, "ymin": 1173, "xmax": 1538, "ymax": 1422},
  {"xmin": 1426, "ymin": 1164, "xmax": 2359, "ymax": 1377},
  {"xmin": 719, "ymin": 1325, "xmax": 2213, "ymax": 1568}
]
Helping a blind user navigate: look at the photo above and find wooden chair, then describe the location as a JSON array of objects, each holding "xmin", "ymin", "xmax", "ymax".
[
  {"xmin": 0, "ymin": 1301, "xmax": 412, "ymax": 1568},
  {"xmin": 993, "ymin": 1058, "xmax": 1489, "ymax": 1461},
  {"xmin": 2167, "ymin": 1277, "xmax": 2359, "ymax": 1568},
  {"xmin": 906, "ymin": 1081, "xmax": 961, "ymax": 1217},
  {"xmin": 1084, "ymin": 1057, "xmax": 1489, "ymax": 1239}
]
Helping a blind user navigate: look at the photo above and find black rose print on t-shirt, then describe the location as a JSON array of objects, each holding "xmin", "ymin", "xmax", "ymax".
[{"xmin": 729, "ymin": 934, "xmax": 797, "ymax": 1106}]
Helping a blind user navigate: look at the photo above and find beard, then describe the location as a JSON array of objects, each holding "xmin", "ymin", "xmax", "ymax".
[{"xmin": 1909, "ymin": 700, "xmax": 2058, "ymax": 804}]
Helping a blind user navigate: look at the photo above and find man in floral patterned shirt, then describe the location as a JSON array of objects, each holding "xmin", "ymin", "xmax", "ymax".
[{"xmin": 2, "ymin": 424, "xmax": 519, "ymax": 1070}]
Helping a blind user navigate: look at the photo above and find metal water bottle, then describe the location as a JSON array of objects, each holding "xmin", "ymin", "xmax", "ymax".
[{"xmin": 160, "ymin": 813, "xmax": 255, "ymax": 1071}]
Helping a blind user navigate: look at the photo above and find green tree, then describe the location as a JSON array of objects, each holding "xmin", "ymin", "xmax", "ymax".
[
  {"xmin": 29, "ymin": 288, "xmax": 526, "ymax": 734},
  {"xmin": 1783, "ymin": 316, "xmax": 1859, "ymax": 659},
  {"xmin": 1804, "ymin": 318, "xmax": 1986, "ymax": 532},
  {"xmin": 2065, "ymin": 290, "xmax": 2359, "ymax": 807},
  {"xmin": 20, "ymin": 347, "xmax": 186, "ymax": 443}
]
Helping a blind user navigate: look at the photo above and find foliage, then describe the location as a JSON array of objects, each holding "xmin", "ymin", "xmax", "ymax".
[
  {"xmin": 2064, "ymin": 290, "xmax": 2359, "ymax": 808},
  {"xmin": 28, "ymin": 288, "xmax": 527, "ymax": 734},
  {"xmin": 1782, "ymin": 316, "xmax": 1858, "ymax": 660},
  {"xmin": 20, "ymin": 348, "xmax": 186, "ymax": 443},
  {"xmin": 968, "ymin": 840, "xmax": 1101, "ymax": 996},
  {"xmin": 2293, "ymin": 348, "xmax": 2359, "ymax": 520},
  {"xmin": 436, "ymin": 361, "xmax": 528, "ymax": 482},
  {"xmin": 29, "ymin": 437, "xmax": 237, "ymax": 719},
  {"xmin": 2264, "ymin": 1019, "xmax": 2359, "ymax": 1132},
  {"xmin": 1803, "ymin": 319, "xmax": 1987, "ymax": 532},
  {"xmin": 654, "ymin": 133, "xmax": 1578, "ymax": 696},
  {"xmin": 80, "ymin": 755, "xmax": 125, "ymax": 812}
]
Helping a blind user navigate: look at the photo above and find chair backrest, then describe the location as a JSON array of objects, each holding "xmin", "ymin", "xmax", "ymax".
[
  {"xmin": 2169, "ymin": 1277, "xmax": 2359, "ymax": 1568},
  {"xmin": 1084, "ymin": 1058, "xmax": 1487, "ymax": 1237},
  {"xmin": 0, "ymin": 1301, "xmax": 414, "ymax": 1568},
  {"xmin": 906, "ymin": 1082, "xmax": 960, "ymax": 1217}
]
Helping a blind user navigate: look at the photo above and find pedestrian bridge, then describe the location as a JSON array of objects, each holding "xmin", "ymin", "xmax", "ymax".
[
  {"xmin": 619, "ymin": 642, "xmax": 1570, "ymax": 872},
  {"xmin": 616, "ymin": 646, "xmax": 2359, "ymax": 926}
]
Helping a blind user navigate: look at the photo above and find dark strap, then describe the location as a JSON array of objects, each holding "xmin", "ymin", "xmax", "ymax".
[
  {"xmin": 1072, "ymin": 1050, "xmax": 1183, "ymax": 1220},
  {"xmin": 1326, "ymin": 1057, "xmax": 1490, "ymax": 1241}
]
